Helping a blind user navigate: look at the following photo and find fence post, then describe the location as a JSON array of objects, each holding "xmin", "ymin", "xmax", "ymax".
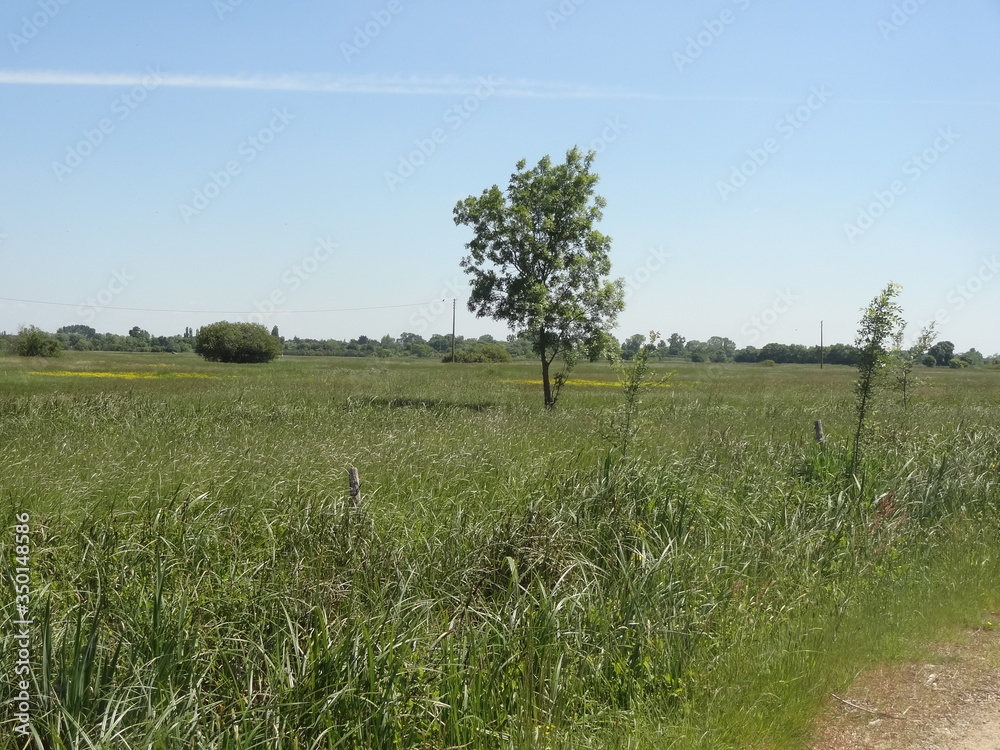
[{"xmin": 348, "ymin": 467, "xmax": 362, "ymax": 510}]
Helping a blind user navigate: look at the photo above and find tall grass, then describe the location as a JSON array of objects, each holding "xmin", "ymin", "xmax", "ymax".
[{"xmin": 1, "ymin": 353, "xmax": 998, "ymax": 748}]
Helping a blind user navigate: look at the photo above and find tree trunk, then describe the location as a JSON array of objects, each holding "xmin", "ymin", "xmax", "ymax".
[
  {"xmin": 850, "ymin": 387, "xmax": 871, "ymax": 478},
  {"xmin": 541, "ymin": 356, "xmax": 554, "ymax": 410}
]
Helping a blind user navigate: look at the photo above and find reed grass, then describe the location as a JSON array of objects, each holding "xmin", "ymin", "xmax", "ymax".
[{"xmin": 1, "ymin": 353, "xmax": 998, "ymax": 749}]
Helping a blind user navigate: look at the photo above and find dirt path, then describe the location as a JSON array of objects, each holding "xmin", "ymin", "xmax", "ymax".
[{"xmin": 809, "ymin": 615, "xmax": 1000, "ymax": 750}]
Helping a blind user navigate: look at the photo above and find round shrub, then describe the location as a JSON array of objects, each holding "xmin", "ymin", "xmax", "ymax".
[
  {"xmin": 442, "ymin": 343, "xmax": 512, "ymax": 363},
  {"xmin": 14, "ymin": 326, "xmax": 62, "ymax": 357},
  {"xmin": 470, "ymin": 343, "xmax": 512, "ymax": 363},
  {"xmin": 760, "ymin": 359, "xmax": 776, "ymax": 367},
  {"xmin": 195, "ymin": 321, "xmax": 282, "ymax": 364}
]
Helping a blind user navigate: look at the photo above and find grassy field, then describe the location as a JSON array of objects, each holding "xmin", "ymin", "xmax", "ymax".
[{"xmin": 1, "ymin": 352, "xmax": 999, "ymax": 749}]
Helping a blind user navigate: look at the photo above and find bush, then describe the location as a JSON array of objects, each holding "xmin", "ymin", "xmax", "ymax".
[
  {"xmin": 760, "ymin": 359, "xmax": 776, "ymax": 367},
  {"xmin": 195, "ymin": 322, "xmax": 282, "ymax": 364},
  {"xmin": 921, "ymin": 354, "xmax": 936, "ymax": 367},
  {"xmin": 14, "ymin": 326, "xmax": 62, "ymax": 357},
  {"xmin": 442, "ymin": 343, "xmax": 512, "ymax": 363},
  {"xmin": 949, "ymin": 359, "xmax": 969, "ymax": 369}
]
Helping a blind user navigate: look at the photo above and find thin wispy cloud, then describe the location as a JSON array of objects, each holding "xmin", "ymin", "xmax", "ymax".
[
  {"xmin": 2, "ymin": 70, "xmax": 994, "ymax": 108},
  {"xmin": 0, "ymin": 69, "xmax": 661, "ymax": 100},
  {"xmin": 656, "ymin": 94, "xmax": 999, "ymax": 106}
]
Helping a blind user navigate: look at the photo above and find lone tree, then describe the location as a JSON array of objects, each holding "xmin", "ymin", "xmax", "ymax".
[
  {"xmin": 454, "ymin": 147, "xmax": 624, "ymax": 409},
  {"xmin": 195, "ymin": 321, "xmax": 282, "ymax": 363},
  {"xmin": 850, "ymin": 282, "xmax": 904, "ymax": 480},
  {"xmin": 927, "ymin": 340, "xmax": 955, "ymax": 367}
]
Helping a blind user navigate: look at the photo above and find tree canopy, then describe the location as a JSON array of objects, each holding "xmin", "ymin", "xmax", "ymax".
[
  {"xmin": 194, "ymin": 321, "xmax": 282, "ymax": 364},
  {"xmin": 453, "ymin": 147, "xmax": 624, "ymax": 408},
  {"xmin": 928, "ymin": 340, "xmax": 955, "ymax": 367}
]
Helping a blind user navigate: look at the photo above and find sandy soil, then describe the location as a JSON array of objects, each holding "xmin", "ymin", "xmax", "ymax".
[{"xmin": 808, "ymin": 615, "xmax": 1000, "ymax": 750}]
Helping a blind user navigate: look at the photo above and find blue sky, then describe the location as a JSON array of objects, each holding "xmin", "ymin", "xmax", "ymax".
[{"xmin": 1, "ymin": 0, "xmax": 998, "ymax": 351}]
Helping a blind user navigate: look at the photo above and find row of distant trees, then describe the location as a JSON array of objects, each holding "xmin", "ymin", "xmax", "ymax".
[
  {"xmin": 2, "ymin": 324, "xmax": 996, "ymax": 367},
  {"xmin": 624, "ymin": 333, "xmax": 993, "ymax": 368},
  {"xmin": 19, "ymin": 325, "xmax": 201, "ymax": 354}
]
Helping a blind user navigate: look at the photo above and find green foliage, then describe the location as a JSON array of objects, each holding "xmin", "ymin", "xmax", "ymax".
[
  {"xmin": 729, "ymin": 342, "xmax": 862, "ymax": 365},
  {"xmin": 621, "ymin": 333, "xmax": 646, "ymax": 359},
  {"xmin": 442, "ymin": 342, "xmax": 512, "ymax": 363},
  {"xmin": 890, "ymin": 321, "xmax": 936, "ymax": 409},
  {"xmin": 14, "ymin": 325, "xmax": 62, "ymax": 357},
  {"xmin": 957, "ymin": 348, "xmax": 984, "ymax": 367},
  {"xmin": 928, "ymin": 340, "xmax": 955, "ymax": 367},
  {"xmin": 666, "ymin": 332, "xmax": 686, "ymax": 356},
  {"xmin": 38, "ymin": 322, "xmax": 990, "ymax": 373},
  {"xmin": 128, "ymin": 325, "xmax": 151, "ymax": 343},
  {"xmin": 194, "ymin": 321, "xmax": 282, "ymax": 363},
  {"xmin": 601, "ymin": 331, "xmax": 664, "ymax": 459},
  {"xmin": 454, "ymin": 147, "xmax": 625, "ymax": 408},
  {"xmin": 851, "ymin": 282, "xmax": 904, "ymax": 480},
  {"xmin": 52, "ymin": 328, "xmax": 194, "ymax": 353},
  {"xmin": 682, "ymin": 336, "xmax": 735, "ymax": 363},
  {"xmin": 1, "ymin": 354, "xmax": 999, "ymax": 748},
  {"xmin": 57, "ymin": 324, "xmax": 97, "ymax": 338}
]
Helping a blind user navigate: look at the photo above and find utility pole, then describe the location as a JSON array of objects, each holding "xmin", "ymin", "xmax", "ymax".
[
  {"xmin": 451, "ymin": 298, "xmax": 456, "ymax": 363},
  {"xmin": 820, "ymin": 320, "xmax": 824, "ymax": 369}
]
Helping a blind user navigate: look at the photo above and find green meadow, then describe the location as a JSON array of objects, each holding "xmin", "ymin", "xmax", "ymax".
[{"xmin": 1, "ymin": 352, "xmax": 999, "ymax": 749}]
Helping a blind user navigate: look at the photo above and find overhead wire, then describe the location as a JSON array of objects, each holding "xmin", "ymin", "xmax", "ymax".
[{"xmin": 0, "ymin": 296, "xmax": 454, "ymax": 315}]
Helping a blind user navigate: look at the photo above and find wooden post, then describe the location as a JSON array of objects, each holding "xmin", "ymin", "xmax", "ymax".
[
  {"xmin": 814, "ymin": 420, "xmax": 825, "ymax": 444},
  {"xmin": 348, "ymin": 467, "xmax": 361, "ymax": 510}
]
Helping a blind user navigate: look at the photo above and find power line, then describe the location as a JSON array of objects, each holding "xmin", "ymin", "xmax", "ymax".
[{"xmin": 0, "ymin": 296, "xmax": 451, "ymax": 315}]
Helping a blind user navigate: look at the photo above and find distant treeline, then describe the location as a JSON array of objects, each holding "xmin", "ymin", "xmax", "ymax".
[
  {"xmin": 627, "ymin": 333, "xmax": 995, "ymax": 368},
  {"xmin": 3, "ymin": 325, "xmax": 997, "ymax": 367}
]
